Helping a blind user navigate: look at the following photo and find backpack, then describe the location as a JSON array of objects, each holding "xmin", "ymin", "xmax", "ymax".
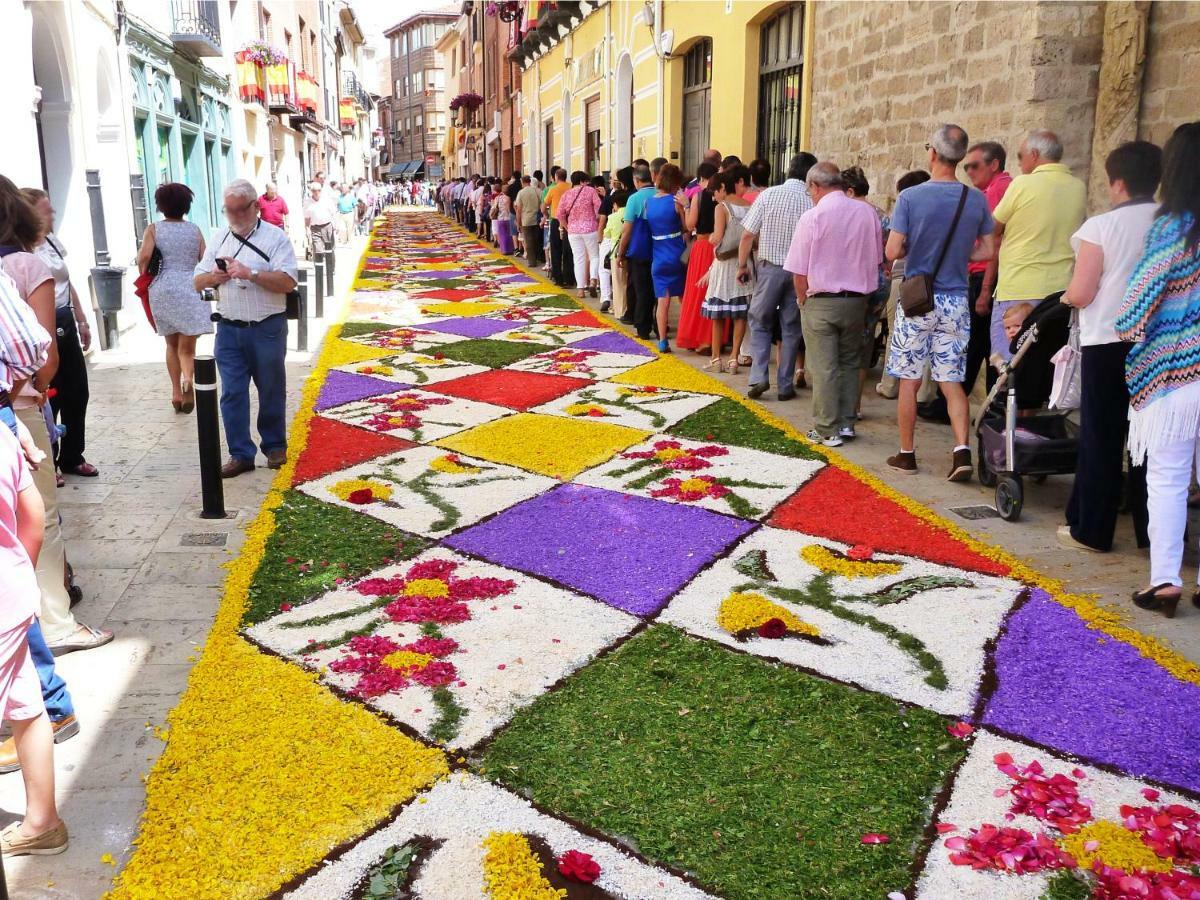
[{"xmin": 625, "ymin": 191, "xmax": 653, "ymax": 261}]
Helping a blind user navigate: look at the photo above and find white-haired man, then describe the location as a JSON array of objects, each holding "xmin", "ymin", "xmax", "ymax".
[
  {"xmin": 987, "ymin": 129, "xmax": 1086, "ymax": 361},
  {"xmin": 884, "ymin": 124, "xmax": 995, "ymax": 481},
  {"xmin": 194, "ymin": 179, "xmax": 298, "ymax": 478}
]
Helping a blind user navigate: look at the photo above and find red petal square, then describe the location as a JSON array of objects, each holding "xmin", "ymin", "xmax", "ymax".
[
  {"xmin": 414, "ymin": 288, "xmax": 491, "ymax": 302},
  {"xmin": 430, "ymin": 369, "xmax": 590, "ymax": 410},
  {"xmin": 545, "ymin": 310, "xmax": 599, "ymax": 328},
  {"xmin": 292, "ymin": 416, "xmax": 416, "ymax": 485}
]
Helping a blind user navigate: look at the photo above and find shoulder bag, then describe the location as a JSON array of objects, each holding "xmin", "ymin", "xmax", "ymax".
[
  {"xmin": 714, "ymin": 202, "xmax": 745, "ymax": 261},
  {"xmin": 898, "ymin": 185, "xmax": 968, "ymax": 318},
  {"xmin": 625, "ymin": 194, "xmax": 653, "ymax": 262}
]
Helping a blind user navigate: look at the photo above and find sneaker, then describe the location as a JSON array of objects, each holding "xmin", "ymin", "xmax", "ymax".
[
  {"xmin": 1056, "ymin": 525, "xmax": 1102, "ymax": 552},
  {"xmin": 0, "ymin": 820, "xmax": 68, "ymax": 857},
  {"xmin": 946, "ymin": 448, "xmax": 973, "ymax": 483},
  {"xmin": 747, "ymin": 382, "xmax": 769, "ymax": 400},
  {"xmin": 838, "ymin": 426, "xmax": 857, "ymax": 440},
  {"xmin": 806, "ymin": 429, "xmax": 844, "ymax": 448},
  {"xmin": 887, "ymin": 451, "xmax": 918, "ymax": 474}
]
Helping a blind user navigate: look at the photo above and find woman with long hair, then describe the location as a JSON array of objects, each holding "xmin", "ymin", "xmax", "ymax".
[
  {"xmin": 135, "ymin": 183, "xmax": 211, "ymax": 413},
  {"xmin": 1115, "ymin": 122, "xmax": 1200, "ymax": 617},
  {"xmin": 676, "ymin": 162, "xmax": 720, "ymax": 353}
]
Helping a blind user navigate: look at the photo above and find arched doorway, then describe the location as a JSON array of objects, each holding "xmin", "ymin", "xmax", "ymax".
[
  {"xmin": 31, "ymin": 3, "xmax": 74, "ymax": 211},
  {"xmin": 614, "ymin": 53, "xmax": 633, "ymax": 169},
  {"xmin": 756, "ymin": 4, "xmax": 805, "ymax": 184},
  {"xmin": 680, "ymin": 38, "xmax": 712, "ymax": 177}
]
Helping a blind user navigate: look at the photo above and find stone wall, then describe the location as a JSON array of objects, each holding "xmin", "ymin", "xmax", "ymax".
[
  {"xmin": 1138, "ymin": 1, "xmax": 1200, "ymax": 146},
  {"xmin": 807, "ymin": 1, "xmax": 1103, "ymax": 208}
]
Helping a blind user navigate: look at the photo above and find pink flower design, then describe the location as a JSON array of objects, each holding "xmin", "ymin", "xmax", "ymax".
[
  {"xmin": 329, "ymin": 634, "xmax": 459, "ymax": 699},
  {"xmin": 623, "ymin": 439, "xmax": 729, "ymax": 471}
]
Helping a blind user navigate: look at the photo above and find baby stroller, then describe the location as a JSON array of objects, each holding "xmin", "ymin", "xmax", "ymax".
[{"xmin": 974, "ymin": 293, "xmax": 1079, "ymax": 521}]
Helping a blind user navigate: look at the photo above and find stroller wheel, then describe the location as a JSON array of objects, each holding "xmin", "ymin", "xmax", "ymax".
[
  {"xmin": 977, "ymin": 436, "xmax": 997, "ymax": 488},
  {"xmin": 996, "ymin": 476, "xmax": 1024, "ymax": 522}
]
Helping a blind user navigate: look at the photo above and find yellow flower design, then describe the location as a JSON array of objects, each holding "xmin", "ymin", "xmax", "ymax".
[
  {"xmin": 403, "ymin": 578, "xmax": 450, "ymax": 598},
  {"xmin": 481, "ymin": 832, "xmax": 565, "ymax": 899},
  {"xmin": 1059, "ymin": 820, "xmax": 1174, "ymax": 874},
  {"xmin": 429, "ymin": 453, "xmax": 482, "ymax": 475},
  {"xmin": 717, "ymin": 592, "xmax": 820, "ymax": 637},
  {"xmin": 328, "ymin": 478, "xmax": 394, "ymax": 503},
  {"xmin": 654, "ymin": 447, "xmax": 689, "ymax": 462},
  {"xmin": 413, "ymin": 355, "xmax": 450, "ymax": 366},
  {"xmin": 380, "ymin": 650, "xmax": 435, "ymax": 672},
  {"xmin": 616, "ymin": 386, "xmax": 661, "ymax": 398},
  {"xmin": 563, "ymin": 403, "xmax": 608, "ymax": 417},
  {"xmin": 356, "ymin": 364, "xmax": 395, "ymax": 376},
  {"xmin": 800, "ymin": 544, "xmax": 903, "ymax": 578}
]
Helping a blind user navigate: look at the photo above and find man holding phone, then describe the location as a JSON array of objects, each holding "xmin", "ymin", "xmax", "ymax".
[{"xmin": 194, "ymin": 179, "xmax": 298, "ymax": 478}]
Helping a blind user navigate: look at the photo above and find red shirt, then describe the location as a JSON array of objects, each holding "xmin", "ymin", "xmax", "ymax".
[
  {"xmin": 968, "ymin": 171, "xmax": 1012, "ymax": 275},
  {"xmin": 258, "ymin": 194, "xmax": 289, "ymax": 228}
]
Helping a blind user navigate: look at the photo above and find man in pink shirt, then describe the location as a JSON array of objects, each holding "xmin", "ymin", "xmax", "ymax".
[{"xmin": 784, "ymin": 162, "xmax": 883, "ymax": 447}]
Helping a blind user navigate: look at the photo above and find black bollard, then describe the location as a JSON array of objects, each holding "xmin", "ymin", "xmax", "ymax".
[
  {"xmin": 194, "ymin": 355, "xmax": 226, "ymax": 520},
  {"xmin": 324, "ymin": 248, "xmax": 335, "ymax": 298},
  {"xmin": 314, "ymin": 255, "xmax": 325, "ymax": 318},
  {"xmin": 296, "ymin": 268, "xmax": 308, "ymax": 353}
]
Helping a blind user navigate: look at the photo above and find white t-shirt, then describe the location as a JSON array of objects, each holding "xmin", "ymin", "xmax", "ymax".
[{"xmin": 1070, "ymin": 201, "xmax": 1157, "ymax": 346}]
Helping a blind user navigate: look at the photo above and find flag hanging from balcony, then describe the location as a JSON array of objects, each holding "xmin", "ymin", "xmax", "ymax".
[
  {"xmin": 235, "ymin": 51, "xmax": 265, "ymax": 103},
  {"xmin": 296, "ymin": 72, "xmax": 319, "ymax": 114},
  {"xmin": 339, "ymin": 98, "xmax": 356, "ymax": 128}
]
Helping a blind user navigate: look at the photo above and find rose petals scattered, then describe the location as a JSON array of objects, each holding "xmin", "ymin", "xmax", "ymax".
[
  {"xmin": 936, "ymin": 822, "xmax": 958, "ymax": 834},
  {"xmin": 279, "ymin": 603, "xmax": 293, "ymax": 612},
  {"xmin": 1142, "ymin": 788, "xmax": 1161, "ymax": 802},
  {"xmin": 557, "ymin": 849, "xmax": 601, "ymax": 883},
  {"xmin": 846, "ymin": 544, "xmax": 875, "ymax": 561},
  {"xmin": 947, "ymin": 721, "xmax": 975, "ymax": 739},
  {"xmin": 946, "ymin": 824, "xmax": 1075, "ymax": 873},
  {"xmin": 757, "ymin": 617, "xmax": 788, "ymax": 639},
  {"xmin": 860, "ymin": 833, "xmax": 890, "ymax": 844},
  {"xmin": 994, "ymin": 756, "xmax": 1092, "ymax": 833}
]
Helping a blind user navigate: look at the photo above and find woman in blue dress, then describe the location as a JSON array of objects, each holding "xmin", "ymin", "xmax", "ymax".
[{"xmin": 646, "ymin": 164, "xmax": 689, "ymax": 352}]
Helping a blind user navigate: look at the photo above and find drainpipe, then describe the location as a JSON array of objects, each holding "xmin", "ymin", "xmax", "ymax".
[{"xmin": 655, "ymin": 0, "xmax": 664, "ymax": 151}]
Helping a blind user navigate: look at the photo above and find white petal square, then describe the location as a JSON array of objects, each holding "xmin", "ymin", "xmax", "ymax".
[
  {"xmin": 343, "ymin": 325, "xmax": 466, "ymax": 353},
  {"xmin": 333, "ymin": 353, "xmax": 489, "ymax": 388},
  {"xmin": 246, "ymin": 548, "xmax": 639, "ymax": 750},
  {"xmin": 489, "ymin": 321, "xmax": 608, "ymax": 346},
  {"xmin": 295, "ymin": 447, "xmax": 557, "ymax": 537},
  {"xmin": 577, "ymin": 436, "xmax": 823, "ymax": 520},
  {"xmin": 319, "ymin": 387, "xmax": 511, "ymax": 443},
  {"xmin": 483, "ymin": 303, "xmax": 576, "ymax": 324},
  {"xmin": 282, "ymin": 775, "xmax": 717, "ymax": 899},
  {"xmin": 659, "ymin": 527, "xmax": 1023, "ymax": 715},
  {"xmin": 916, "ymin": 730, "xmax": 1197, "ymax": 899},
  {"xmin": 530, "ymin": 383, "xmax": 722, "ymax": 433},
  {"xmin": 507, "ymin": 348, "xmax": 650, "ymax": 381}
]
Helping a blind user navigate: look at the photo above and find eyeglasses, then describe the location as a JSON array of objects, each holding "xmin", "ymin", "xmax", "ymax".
[
  {"xmin": 963, "ymin": 161, "xmax": 983, "ymax": 172},
  {"xmin": 222, "ymin": 200, "xmax": 257, "ymax": 216},
  {"xmin": 924, "ymin": 143, "xmax": 932, "ymax": 152}
]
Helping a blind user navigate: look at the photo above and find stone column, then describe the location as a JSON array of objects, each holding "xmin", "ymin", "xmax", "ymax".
[{"xmin": 1087, "ymin": 1, "xmax": 1150, "ymax": 212}]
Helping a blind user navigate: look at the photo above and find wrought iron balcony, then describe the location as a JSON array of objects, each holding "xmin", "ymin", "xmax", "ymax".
[{"xmin": 170, "ymin": 0, "xmax": 222, "ymax": 57}]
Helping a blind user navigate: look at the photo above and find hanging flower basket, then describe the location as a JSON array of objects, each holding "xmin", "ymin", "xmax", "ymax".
[
  {"xmin": 238, "ymin": 41, "xmax": 286, "ymax": 67},
  {"xmin": 448, "ymin": 92, "xmax": 484, "ymax": 112},
  {"xmin": 485, "ymin": 1, "xmax": 522, "ymax": 22}
]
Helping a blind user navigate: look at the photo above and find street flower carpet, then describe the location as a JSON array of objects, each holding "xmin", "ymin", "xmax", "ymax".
[{"xmin": 110, "ymin": 212, "xmax": 1200, "ymax": 900}]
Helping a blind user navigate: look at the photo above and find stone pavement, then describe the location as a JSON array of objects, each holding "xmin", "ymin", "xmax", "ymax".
[{"xmin": 0, "ymin": 235, "xmax": 367, "ymax": 898}]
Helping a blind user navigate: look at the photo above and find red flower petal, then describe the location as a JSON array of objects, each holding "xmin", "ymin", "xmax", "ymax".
[
  {"xmin": 861, "ymin": 833, "xmax": 890, "ymax": 844},
  {"xmin": 947, "ymin": 722, "xmax": 975, "ymax": 739},
  {"xmin": 936, "ymin": 823, "xmax": 958, "ymax": 834}
]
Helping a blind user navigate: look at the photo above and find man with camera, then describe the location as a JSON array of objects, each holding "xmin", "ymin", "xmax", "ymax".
[{"xmin": 194, "ymin": 179, "xmax": 298, "ymax": 478}]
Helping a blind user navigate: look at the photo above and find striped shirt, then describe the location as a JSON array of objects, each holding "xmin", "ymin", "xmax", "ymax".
[
  {"xmin": 0, "ymin": 269, "xmax": 51, "ymax": 393},
  {"xmin": 741, "ymin": 179, "xmax": 814, "ymax": 266},
  {"xmin": 195, "ymin": 219, "xmax": 298, "ymax": 323},
  {"xmin": 1116, "ymin": 213, "xmax": 1200, "ymax": 411}
]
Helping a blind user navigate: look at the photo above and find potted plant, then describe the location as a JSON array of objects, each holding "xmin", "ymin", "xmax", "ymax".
[{"xmin": 238, "ymin": 40, "xmax": 286, "ymax": 67}]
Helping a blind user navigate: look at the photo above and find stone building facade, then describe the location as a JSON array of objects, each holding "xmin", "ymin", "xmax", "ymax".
[
  {"xmin": 384, "ymin": 11, "xmax": 456, "ymax": 178},
  {"xmin": 1138, "ymin": 1, "xmax": 1200, "ymax": 147}
]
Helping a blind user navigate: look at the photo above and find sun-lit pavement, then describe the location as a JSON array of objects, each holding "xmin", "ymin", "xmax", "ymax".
[{"xmin": 0, "ymin": 235, "xmax": 366, "ymax": 898}]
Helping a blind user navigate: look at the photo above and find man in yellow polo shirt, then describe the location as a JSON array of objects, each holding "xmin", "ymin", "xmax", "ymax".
[{"xmin": 987, "ymin": 130, "xmax": 1086, "ymax": 359}]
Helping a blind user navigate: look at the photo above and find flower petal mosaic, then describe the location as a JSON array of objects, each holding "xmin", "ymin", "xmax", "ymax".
[{"xmin": 113, "ymin": 212, "xmax": 1200, "ymax": 899}]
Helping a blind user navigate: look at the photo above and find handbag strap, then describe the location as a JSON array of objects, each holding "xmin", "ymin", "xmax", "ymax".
[
  {"xmin": 226, "ymin": 227, "xmax": 271, "ymax": 263},
  {"xmin": 930, "ymin": 185, "xmax": 969, "ymax": 281}
]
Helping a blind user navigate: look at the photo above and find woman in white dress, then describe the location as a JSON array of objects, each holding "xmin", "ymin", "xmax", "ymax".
[{"xmin": 136, "ymin": 183, "xmax": 212, "ymax": 413}]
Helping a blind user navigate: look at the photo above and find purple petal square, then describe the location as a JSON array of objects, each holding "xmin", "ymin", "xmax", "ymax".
[
  {"xmin": 571, "ymin": 331, "xmax": 654, "ymax": 356},
  {"xmin": 444, "ymin": 483, "xmax": 754, "ymax": 615},
  {"xmin": 421, "ymin": 317, "xmax": 516, "ymax": 339},
  {"xmin": 498, "ymin": 274, "xmax": 537, "ymax": 284},
  {"xmin": 983, "ymin": 589, "xmax": 1200, "ymax": 794},
  {"xmin": 316, "ymin": 370, "xmax": 406, "ymax": 411}
]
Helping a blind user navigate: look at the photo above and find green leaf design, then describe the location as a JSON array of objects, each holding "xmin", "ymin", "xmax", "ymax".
[
  {"xmin": 864, "ymin": 576, "xmax": 975, "ymax": 606},
  {"xmin": 733, "ymin": 549, "xmax": 776, "ymax": 582}
]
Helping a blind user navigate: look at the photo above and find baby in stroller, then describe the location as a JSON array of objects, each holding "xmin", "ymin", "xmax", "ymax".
[{"xmin": 974, "ymin": 292, "xmax": 1076, "ymax": 520}]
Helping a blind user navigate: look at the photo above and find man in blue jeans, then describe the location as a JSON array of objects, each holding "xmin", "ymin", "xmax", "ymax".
[{"xmin": 194, "ymin": 179, "xmax": 299, "ymax": 478}]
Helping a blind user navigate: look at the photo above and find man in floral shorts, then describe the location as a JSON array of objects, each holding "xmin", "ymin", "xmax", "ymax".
[{"xmin": 884, "ymin": 124, "xmax": 995, "ymax": 481}]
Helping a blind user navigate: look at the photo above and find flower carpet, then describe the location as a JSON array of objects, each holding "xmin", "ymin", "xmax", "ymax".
[{"xmin": 112, "ymin": 212, "xmax": 1200, "ymax": 899}]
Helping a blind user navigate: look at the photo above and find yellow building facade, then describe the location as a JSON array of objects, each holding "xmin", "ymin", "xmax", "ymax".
[{"xmin": 518, "ymin": 1, "xmax": 810, "ymax": 180}]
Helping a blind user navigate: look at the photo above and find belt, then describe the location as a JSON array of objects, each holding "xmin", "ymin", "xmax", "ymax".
[
  {"xmin": 652, "ymin": 232, "xmax": 682, "ymax": 240},
  {"xmin": 220, "ymin": 312, "xmax": 285, "ymax": 328},
  {"xmin": 812, "ymin": 291, "xmax": 868, "ymax": 298}
]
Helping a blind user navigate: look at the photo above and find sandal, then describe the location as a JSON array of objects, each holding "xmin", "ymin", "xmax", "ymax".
[
  {"xmin": 738, "ymin": 355, "xmax": 752, "ymax": 367},
  {"xmin": 63, "ymin": 462, "xmax": 99, "ymax": 478},
  {"xmin": 725, "ymin": 358, "xmax": 739, "ymax": 375},
  {"xmin": 703, "ymin": 358, "xmax": 723, "ymax": 371}
]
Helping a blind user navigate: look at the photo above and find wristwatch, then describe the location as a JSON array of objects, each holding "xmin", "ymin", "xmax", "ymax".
[{"xmin": 250, "ymin": 269, "xmax": 260, "ymax": 282}]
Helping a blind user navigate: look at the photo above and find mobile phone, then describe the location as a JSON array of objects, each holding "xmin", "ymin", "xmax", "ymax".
[{"xmin": 215, "ymin": 258, "xmax": 228, "ymax": 272}]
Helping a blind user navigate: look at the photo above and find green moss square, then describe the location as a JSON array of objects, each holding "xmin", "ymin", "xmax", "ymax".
[
  {"xmin": 525, "ymin": 292, "xmax": 580, "ymax": 309},
  {"xmin": 482, "ymin": 625, "xmax": 963, "ymax": 899},
  {"xmin": 244, "ymin": 491, "xmax": 429, "ymax": 625},
  {"xmin": 670, "ymin": 398, "xmax": 825, "ymax": 461},
  {"xmin": 436, "ymin": 338, "xmax": 555, "ymax": 368},
  {"xmin": 338, "ymin": 321, "xmax": 392, "ymax": 339}
]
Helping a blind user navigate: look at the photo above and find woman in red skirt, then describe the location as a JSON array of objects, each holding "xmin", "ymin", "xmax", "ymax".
[{"xmin": 675, "ymin": 163, "xmax": 719, "ymax": 353}]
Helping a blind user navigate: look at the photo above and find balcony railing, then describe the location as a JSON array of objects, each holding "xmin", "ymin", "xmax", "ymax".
[
  {"xmin": 170, "ymin": 0, "xmax": 222, "ymax": 57},
  {"xmin": 253, "ymin": 58, "xmax": 320, "ymax": 124}
]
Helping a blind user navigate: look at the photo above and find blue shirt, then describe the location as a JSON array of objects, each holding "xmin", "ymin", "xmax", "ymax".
[
  {"xmin": 337, "ymin": 194, "xmax": 358, "ymax": 214},
  {"xmin": 890, "ymin": 181, "xmax": 993, "ymax": 294},
  {"xmin": 623, "ymin": 186, "xmax": 656, "ymax": 222}
]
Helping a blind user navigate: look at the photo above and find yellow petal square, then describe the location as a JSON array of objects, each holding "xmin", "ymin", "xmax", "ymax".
[
  {"xmin": 610, "ymin": 355, "xmax": 741, "ymax": 398},
  {"xmin": 435, "ymin": 413, "xmax": 651, "ymax": 479},
  {"xmin": 420, "ymin": 301, "xmax": 509, "ymax": 318}
]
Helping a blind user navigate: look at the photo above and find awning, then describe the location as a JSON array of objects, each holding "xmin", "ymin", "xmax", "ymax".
[{"xmin": 387, "ymin": 163, "xmax": 407, "ymax": 177}]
